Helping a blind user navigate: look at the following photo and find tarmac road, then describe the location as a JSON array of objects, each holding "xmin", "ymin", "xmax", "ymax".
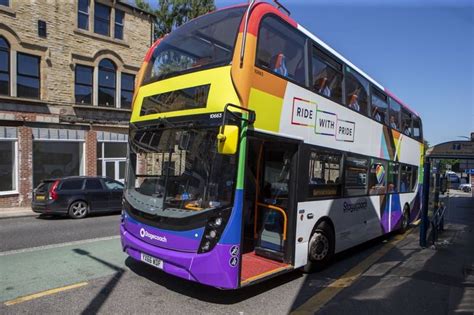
[{"xmin": 0, "ymin": 192, "xmax": 472, "ymax": 314}]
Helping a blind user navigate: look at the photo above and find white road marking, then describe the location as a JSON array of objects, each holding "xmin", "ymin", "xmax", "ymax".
[{"xmin": 0, "ymin": 235, "xmax": 120, "ymax": 256}]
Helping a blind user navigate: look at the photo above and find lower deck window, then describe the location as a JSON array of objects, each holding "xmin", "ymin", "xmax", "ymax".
[{"xmin": 308, "ymin": 151, "xmax": 342, "ymax": 198}]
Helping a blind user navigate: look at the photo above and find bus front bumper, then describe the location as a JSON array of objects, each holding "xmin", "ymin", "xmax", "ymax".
[{"xmin": 120, "ymin": 225, "xmax": 239, "ymax": 289}]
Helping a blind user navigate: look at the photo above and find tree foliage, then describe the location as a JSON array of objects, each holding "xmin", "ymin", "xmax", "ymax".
[{"xmin": 135, "ymin": 0, "xmax": 216, "ymax": 40}]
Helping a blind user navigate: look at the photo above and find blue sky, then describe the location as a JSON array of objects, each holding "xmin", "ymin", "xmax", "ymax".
[{"xmin": 141, "ymin": 0, "xmax": 474, "ymax": 145}]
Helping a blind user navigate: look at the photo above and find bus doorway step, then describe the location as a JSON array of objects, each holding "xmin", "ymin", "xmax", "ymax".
[
  {"xmin": 254, "ymin": 246, "xmax": 284, "ymax": 262},
  {"xmin": 241, "ymin": 251, "xmax": 290, "ymax": 285}
]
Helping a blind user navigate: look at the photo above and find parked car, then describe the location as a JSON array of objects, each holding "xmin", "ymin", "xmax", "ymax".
[
  {"xmin": 32, "ymin": 176, "xmax": 124, "ymax": 219},
  {"xmin": 458, "ymin": 183, "xmax": 472, "ymax": 192}
]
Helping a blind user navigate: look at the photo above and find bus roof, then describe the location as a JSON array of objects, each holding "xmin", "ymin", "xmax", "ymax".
[{"xmin": 267, "ymin": 4, "xmax": 418, "ymax": 118}]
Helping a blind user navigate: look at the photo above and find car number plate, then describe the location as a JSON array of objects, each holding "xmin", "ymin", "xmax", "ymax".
[
  {"xmin": 140, "ymin": 253, "xmax": 163, "ymax": 269},
  {"xmin": 36, "ymin": 195, "xmax": 45, "ymax": 201}
]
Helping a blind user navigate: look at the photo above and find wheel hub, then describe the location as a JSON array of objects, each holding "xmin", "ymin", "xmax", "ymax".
[{"xmin": 310, "ymin": 233, "xmax": 329, "ymax": 261}]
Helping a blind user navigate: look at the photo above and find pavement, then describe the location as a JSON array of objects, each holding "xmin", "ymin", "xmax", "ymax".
[
  {"xmin": 0, "ymin": 207, "xmax": 35, "ymax": 219},
  {"xmin": 0, "ymin": 191, "xmax": 472, "ymax": 314}
]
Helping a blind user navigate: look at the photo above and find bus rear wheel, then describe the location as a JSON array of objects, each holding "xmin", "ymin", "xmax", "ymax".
[
  {"xmin": 303, "ymin": 221, "xmax": 334, "ymax": 273},
  {"xmin": 399, "ymin": 206, "xmax": 410, "ymax": 234}
]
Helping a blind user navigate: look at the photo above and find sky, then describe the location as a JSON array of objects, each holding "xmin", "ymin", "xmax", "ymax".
[{"xmin": 141, "ymin": 0, "xmax": 474, "ymax": 146}]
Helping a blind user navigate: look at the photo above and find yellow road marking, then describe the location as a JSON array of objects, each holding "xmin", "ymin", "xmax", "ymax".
[
  {"xmin": 292, "ymin": 223, "xmax": 419, "ymax": 315},
  {"xmin": 4, "ymin": 282, "xmax": 88, "ymax": 306}
]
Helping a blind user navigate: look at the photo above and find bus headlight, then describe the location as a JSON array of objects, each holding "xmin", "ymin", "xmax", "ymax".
[{"xmin": 198, "ymin": 209, "xmax": 231, "ymax": 254}]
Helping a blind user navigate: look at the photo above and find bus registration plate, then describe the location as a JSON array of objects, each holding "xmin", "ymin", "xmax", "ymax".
[{"xmin": 140, "ymin": 253, "xmax": 163, "ymax": 269}]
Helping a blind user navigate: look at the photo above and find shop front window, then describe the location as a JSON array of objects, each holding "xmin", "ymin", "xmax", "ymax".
[
  {"xmin": 33, "ymin": 141, "xmax": 84, "ymax": 187},
  {"xmin": 0, "ymin": 140, "xmax": 17, "ymax": 192}
]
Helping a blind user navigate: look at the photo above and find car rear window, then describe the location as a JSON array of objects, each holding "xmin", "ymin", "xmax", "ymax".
[
  {"xmin": 60, "ymin": 179, "xmax": 84, "ymax": 190},
  {"xmin": 35, "ymin": 181, "xmax": 55, "ymax": 192}
]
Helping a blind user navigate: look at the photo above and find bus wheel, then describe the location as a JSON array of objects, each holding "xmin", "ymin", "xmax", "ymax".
[
  {"xmin": 303, "ymin": 221, "xmax": 334, "ymax": 273},
  {"xmin": 399, "ymin": 206, "xmax": 410, "ymax": 234}
]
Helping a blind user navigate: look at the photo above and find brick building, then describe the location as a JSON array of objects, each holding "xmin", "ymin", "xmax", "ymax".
[{"xmin": 0, "ymin": 0, "xmax": 154, "ymax": 207}]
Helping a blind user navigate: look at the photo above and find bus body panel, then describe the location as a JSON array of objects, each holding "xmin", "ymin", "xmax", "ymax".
[
  {"xmin": 121, "ymin": 225, "xmax": 240, "ymax": 289},
  {"xmin": 123, "ymin": 2, "xmax": 424, "ymax": 288},
  {"xmin": 131, "ymin": 66, "xmax": 240, "ymax": 124}
]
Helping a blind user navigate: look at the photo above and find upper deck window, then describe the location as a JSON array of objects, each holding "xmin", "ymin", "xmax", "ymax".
[
  {"xmin": 413, "ymin": 116, "xmax": 422, "ymax": 140},
  {"xmin": 143, "ymin": 6, "xmax": 246, "ymax": 85},
  {"xmin": 389, "ymin": 98, "xmax": 401, "ymax": 131},
  {"xmin": 256, "ymin": 16, "xmax": 306, "ymax": 85},
  {"xmin": 311, "ymin": 46, "xmax": 342, "ymax": 103},
  {"xmin": 345, "ymin": 66, "xmax": 369, "ymax": 115},
  {"xmin": 370, "ymin": 88, "xmax": 388, "ymax": 124}
]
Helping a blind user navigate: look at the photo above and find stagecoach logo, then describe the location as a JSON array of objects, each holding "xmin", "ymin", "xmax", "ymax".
[
  {"xmin": 139, "ymin": 228, "xmax": 168, "ymax": 243},
  {"xmin": 343, "ymin": 200, "xmax": 368, "ymax": 213}
]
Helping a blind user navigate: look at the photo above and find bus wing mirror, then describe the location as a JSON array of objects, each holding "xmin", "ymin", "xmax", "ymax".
[{"xmin": 217, "ymin": 125, "xmax": 238, "ymax": 155}]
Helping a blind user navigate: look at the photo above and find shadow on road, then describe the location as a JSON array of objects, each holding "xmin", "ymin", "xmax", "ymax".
[
  {"xmin": 290, "ymin": 194, "xmax": 474, "ymax": 314},
  {"xmin": 125, "ymin": 257, "xmax": 302, "ymax": 304},
  {"xmin": 72, "ymin": 248, "xmax": 125, "ymax": 314}
]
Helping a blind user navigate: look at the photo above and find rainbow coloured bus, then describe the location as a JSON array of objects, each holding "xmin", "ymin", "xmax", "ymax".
[{"xmin": 120, "ymin": 1, "xmax": 424, "ymax": 289}]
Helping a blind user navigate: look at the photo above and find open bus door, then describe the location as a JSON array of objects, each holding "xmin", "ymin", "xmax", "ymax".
[{"xmin": 240, "ymin": 133, "xmax": 299, "ymax": 286}]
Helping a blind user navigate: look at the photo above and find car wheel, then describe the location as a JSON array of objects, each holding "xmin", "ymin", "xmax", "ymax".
[
  {"xmin": 68, "ymin": 201, "xmax": 88, "ymax": 219},
  {"xmin": 303, "ymin": 221, "xmax": 335, "ymax": 273},
  {"xmin": 399, "ymin": 206, "xmax": 410, "ymax": 234}
]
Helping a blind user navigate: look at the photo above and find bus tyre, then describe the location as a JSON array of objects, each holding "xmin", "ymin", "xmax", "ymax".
[
  {"xmin": 69, "ymin": 201, "xmax": 88, "ymax": 219},
  {"xmin": 399, "ymin": 206, "xmax": 410, "ymax": 234},
  {"xmin": 303, "ymin": 221, "xmax": 334, "ymax": 273}
]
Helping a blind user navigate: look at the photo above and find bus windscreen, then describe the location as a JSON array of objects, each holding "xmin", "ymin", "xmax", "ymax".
[
  {"xmin": 143, "ymin": 6, "xmax": 246, "ymax": 85},
  {"xmin": 126, "ymin": 127, "xmax": 237, "ymax": 218}
]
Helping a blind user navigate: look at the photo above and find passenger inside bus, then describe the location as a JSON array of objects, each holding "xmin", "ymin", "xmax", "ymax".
[
  {"xmin": 315, "ymin": 76, "xmax": 331, "ymax": 97},
  {"xmin": 390, "ymin": 115, "xmax": 398, "ymax": 129},
  {"xmin": 348, "ymin": 90, "xmax": 361, "ymax": 112},
  {"xmin": 372, "ymin": 106, "xmax": 383, "ymax": 122}
]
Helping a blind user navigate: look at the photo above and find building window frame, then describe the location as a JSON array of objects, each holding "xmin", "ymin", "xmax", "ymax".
[
  {"xmin": 75, "ymin": 64, "xmax": 94, "ymax": 105},
  {"xmin": 97, "ymin": 133, "xmax": 128, "ymax": 182},
  {"xmin": 94, "ymin": 2, "xmax": 111, "ymax": 37},
  {"xmin": 0, "ymin": 131, "xmax": 18, "ymax": 195},
  {"xmin": 98, "ymin": 58, "xmax": 117, "ymax": 107},
  {"xmin": 0, "ymin": 0, "xmax": 10, "ymax": 7},
  {"xmin": 16, "ymin": 52, "xmax": 41, "ymax": 99},
  {"xmin": 77, "ymin": 0, "xmax": 90, "ymax": 30},
  {"xmin": 114, "ymin": 9, "xmax": 124, "ymax": 40},
  {"xmin": 0, "ymin": 36, "xmax": 10, "ymax": 96},
  {"xmin": 120, "ymin": 72, "xmax": 134, "ymax": 109}
]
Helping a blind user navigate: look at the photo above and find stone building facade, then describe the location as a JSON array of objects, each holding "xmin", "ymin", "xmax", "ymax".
[{"xmin": 0, "ymin": 0, "xmax": 154, "ymax": 207}]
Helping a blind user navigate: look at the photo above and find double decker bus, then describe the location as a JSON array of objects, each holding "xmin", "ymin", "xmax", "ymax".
[{"xmin": 121, "ymin": 1, "xmax": 424, "ymax": 289}]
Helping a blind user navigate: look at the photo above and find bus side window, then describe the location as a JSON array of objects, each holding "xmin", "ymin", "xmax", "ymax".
[
  {"xmin": 413, "ymin": 116, "xmax": 422, "ymax": 140},
  {"xmin": 344, "ymin": 66, "xmax": 369, "ymax": 116},
  {"xmin": 399, "ymin": 164, "xmax": 413, "ymax": 193},
  {"xmin": 389, "ymin": 98, "xmax": 402, "ymax": 131},
  {"xmin": 344, "ymin": 155, "xmax": 369, "ymax": 197},
  {"xmin": 370, "ymin": 88, "xmax": 388, "ymax": 125},
  {"xmin": 311, "ymin": 46, "xmax": 343, "ymax": 103},
  {"xmin": 256, "ymin": 15, "xmax": 306, "ymax": 85},
  {"xmin": 308, "ymin": 150, "xmax": 342, "ymax": 198},
  {"xmin": 368, "ymin": 159, "xmax": 388, "ymax": 195},
  {"xmin": 401, "ymin": 108, "xmax": 412, "ymax": 136}
]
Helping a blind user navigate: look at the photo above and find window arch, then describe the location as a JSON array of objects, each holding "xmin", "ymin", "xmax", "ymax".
[
  {"xmin": 0, "ymin": 36, "xmax": 10, "ymax": 96},
  {"xmin": 98, "ymin": 58, "xmax": 116, "ymax": 107}
]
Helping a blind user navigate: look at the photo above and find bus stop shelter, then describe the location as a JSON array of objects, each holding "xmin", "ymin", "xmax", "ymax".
[{"xmin": 420, "ymin": 135, "xmax": 474, "ymax": 247}]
